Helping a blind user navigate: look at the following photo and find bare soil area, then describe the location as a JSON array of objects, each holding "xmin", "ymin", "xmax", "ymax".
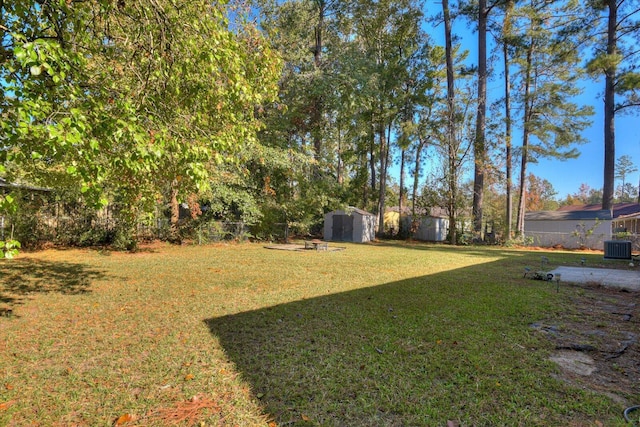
[{"xmin": 534, "ymin": 283, "xmax": 639, "ymax": 408}]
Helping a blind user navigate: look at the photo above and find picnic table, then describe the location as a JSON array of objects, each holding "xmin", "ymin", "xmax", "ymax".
[{"xmin": 305, "ymin": 239, "xmax": 328, "ymax": 251}]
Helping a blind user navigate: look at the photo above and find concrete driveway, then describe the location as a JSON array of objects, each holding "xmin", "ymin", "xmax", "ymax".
[{"xmin": 548, "ymin": 266, "xmax": 640, "ymax": 292}]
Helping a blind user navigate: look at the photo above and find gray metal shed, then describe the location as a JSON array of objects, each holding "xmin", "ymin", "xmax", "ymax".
[{"xmin": 323, "ymin": 207, "xmax": 376, "ymax": 243}]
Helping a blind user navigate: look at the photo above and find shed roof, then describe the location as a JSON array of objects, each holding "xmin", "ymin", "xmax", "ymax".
[
  {"xmin": 386, "ymin": 206, "xmax": 448, "ymax": 218},
  {"xmin": 350, "ymin": 207, "xmax": 375, "ymax": 216},
  {"xmin": 330, "ymin": 206, "xmax": 375, "ymax": 216},
  {"xmin": 525, "ymin": 210, "xmax": 612, "ymax": 221}
]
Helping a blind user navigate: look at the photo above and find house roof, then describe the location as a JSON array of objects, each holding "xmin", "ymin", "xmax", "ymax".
[
  {"xmin": 525, "ymin": 210, "xmax": 612, "ymax": 221},
  {"xmin": 557, "ymin": 203, "xmax": 640, "ymax": 219}
]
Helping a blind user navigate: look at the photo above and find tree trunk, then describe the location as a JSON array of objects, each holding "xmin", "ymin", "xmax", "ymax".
[
  {"xmin": 602, "ymin": 0, "xmax": 616, "ymax": 211},
  {"xmin": 411, "ymin": 140, "xmax": 425, "ymax": 236},
  {"xmin": 516, "ymin": 39, "xmax": 534, "ymax": 236},
  {"xmin": 398, "ymin": 148, "xmax": 406, "ymax": 237},
  {"xmin": 504, "ymin": 41, "xmax": 513, "ymax": 240},
  {"xmin": 442, "ymin": 0, "xmax": 457, "ymax": 245},
  {"xmin": 362, "ymin": 152, "xmax": 369, "ymax": 209},
  {"xmin": 169, "ymin": 179, "xmax": 180, "ymax": 242},
  {"xmin": 503, "ymin": 0, "xmax": 514, "ymax": 240},
  {"xmin": 311, "ymin": 0, "xmax": 325, "ymax": 162},
  {"xmin": 369, "ymin": 125, "xmax": 376, "ymax": 194},
  {"xmin": 516, "ymin": 133, "xmax": 529, "ymax": 236},
  {"xmin": 472, "ymin": 0, "xmax": 487, "ymax": 236},
  {"xmin": 376, "ymin": 122, "xmax": 390, "ymax": 236},
  {"xmin": 337, "ymin": 121, "xmax": 343, "ymax": 185},
  {"xmin": 412, "ymin": 140, "xmax": 425, "ymax": 218}
]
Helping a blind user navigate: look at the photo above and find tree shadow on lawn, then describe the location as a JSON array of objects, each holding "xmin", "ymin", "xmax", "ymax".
[
  {"xmin": 0, "ymin": 258, "xmax": 106, "ymax": 307},
  {"xmin": 204, "ymin": 257, "xmax": 612, "ymax": 426}
]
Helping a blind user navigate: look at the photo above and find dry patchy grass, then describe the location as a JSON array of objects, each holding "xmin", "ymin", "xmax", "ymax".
[{"xmin": 0, "ymin": 241, "xmax": 634, "ymax": 426}]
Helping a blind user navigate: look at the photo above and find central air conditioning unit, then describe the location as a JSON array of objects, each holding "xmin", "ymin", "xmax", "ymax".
[{"xmin": 604, "ymin": 240, "xmax": 632, "ymax": 260}]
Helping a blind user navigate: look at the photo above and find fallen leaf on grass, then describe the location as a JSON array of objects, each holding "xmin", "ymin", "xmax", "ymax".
[
  {"xmin": 0, "ymin": 400, "xmax": 16, "ymax": 411},
  {"xmin": 113, "ymin": 413, "xmax": 136, "ymax": 425},
  {"xmin": 184, "ymin": 373, "xmax": 195, "ymax": 381},
  {"xmin": 301, "ymin": 414, "xmax": 311, "ymax": 421},
  {"xmin": 4, "ymin": 383, "xmax": 13, "ymax": 390}
]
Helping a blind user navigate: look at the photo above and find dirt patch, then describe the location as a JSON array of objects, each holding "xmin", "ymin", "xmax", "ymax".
[
  {"xmin": 264, "ymin": 244, "xmax": 345, "ymax": 252},
  {"xmin": 534, "ymin": 284, "xmax": 640, "ymax": 406}
]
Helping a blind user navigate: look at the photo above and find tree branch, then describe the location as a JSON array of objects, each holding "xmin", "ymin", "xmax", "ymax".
[{"xmin": 614, "ymin": 101, "xmax": 640, "ymax": 113}]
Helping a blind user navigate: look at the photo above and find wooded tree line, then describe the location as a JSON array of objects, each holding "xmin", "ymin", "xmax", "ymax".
[{"xmin": 1, "ymin": 0, "xmax": 639, "ymax": 253}]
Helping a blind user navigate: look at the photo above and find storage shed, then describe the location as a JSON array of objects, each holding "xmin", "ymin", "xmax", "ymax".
[
  {"xmin": 524, "ymin": 210, "xmax": 612, "ymax": 249},
  {"xmin": 404, "ymin": 215, "xmax": 449, "ymax": 242},
  {"xmin": 384, "ymin": 206, "xmax": 448, "ymax": 241},
  {"xmin": 323, "ymin": 208, "xmax": 377, "ymax": 243}
]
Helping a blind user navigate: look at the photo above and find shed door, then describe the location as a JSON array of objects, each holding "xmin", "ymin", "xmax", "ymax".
[{"xmin": 332, "ymin": 214, "xmax": 354, "ymax": 241}]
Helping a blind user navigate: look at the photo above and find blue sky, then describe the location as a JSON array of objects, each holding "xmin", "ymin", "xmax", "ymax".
[
  {"xmin": 528, "ymin": 92, "xmax": 639, "ymax": 200},
  {"xmin": 404, "ymin": 7, "xmax": 640, "ymax": 201}
]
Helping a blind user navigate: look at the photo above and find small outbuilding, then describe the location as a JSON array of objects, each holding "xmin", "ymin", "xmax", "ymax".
[
  {"xmin": 524, "ymin": 209, "xmax": 612, "ymax": 249},
  {"xmin": 323, "ymin": 207, "xmax": 376, "ymax": 243},
  {"xmin": 404, "ymin": 215, "xmax": 449, "ymax": 242},
  {"xmin": 384, "ymin": 206, "xmax": 449, "ymax": 241}
]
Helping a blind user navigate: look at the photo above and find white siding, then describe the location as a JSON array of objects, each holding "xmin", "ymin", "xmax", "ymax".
[{"xmin": 525, "ymin": 220, "xmax": 611, "ymax": 249}]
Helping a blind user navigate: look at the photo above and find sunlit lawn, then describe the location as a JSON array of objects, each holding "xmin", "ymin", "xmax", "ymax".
[{"xmin": 0, "ymin": 241, "xmax": 631, "ymax": 426}]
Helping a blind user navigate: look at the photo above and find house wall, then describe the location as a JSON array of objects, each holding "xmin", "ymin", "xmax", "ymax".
[
  {"xmin": 613, "ymin": 218, "xmax": 640, "ymax": 234},
  {"xmin": 525, "ymin": 219, "xmax": 611, "ymax": 249},
  {"xmin": 383, "ymin": 211, "xmax": 400, "ymax": 234}
]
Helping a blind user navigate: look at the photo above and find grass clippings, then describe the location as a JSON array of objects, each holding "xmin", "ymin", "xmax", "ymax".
[
  {"xmin": 146, "ymin": 394, "xmax": 221, "ymax": 426},
  {"xmin": 0, "ymin": 241, "xmax": 636, "ymax": 426}
]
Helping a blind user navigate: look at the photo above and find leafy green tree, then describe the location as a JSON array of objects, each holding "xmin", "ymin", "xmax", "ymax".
[
  {"xmin": 94, "ymin": 1, "xmax": 281, "ymax": 243},
  {"xmin": 259, "ymin": 0, "xmax": 430, "ymax": 235},
  {"xmin": 256, "ymin": 0, "xmax": 343, "ymax": 231},
  {"xmin": 560, "ymin": 183, "xmax": 603, "ymax": 206},
  {"xmin": 525, "ymin": 173, "xmax": 558, "ymax": 211},
  {"xmin": 1, "ymin": 0, "xmax": 280, "ymax": 250},
  {"xmin": 496, "ymin": 0, "xmax": 516, "ymax": 239},
  {"xmin": 616, "ymin": 182, "xmax": 639, "ymax": 203},
  {"xmin": 512, "ymin": 0, "xmax": 593, "ymax": 235},
  {"xmin": 436, "ymin": 0, "xmax": 479, "ymax": 244},
  {"xmin": 615, "ymin": 154, "xmax": 638, "ymax": 201},
  {"xmin": 343, "ymin": 0, "xmax": 427, "ymax": 235},
  {"xmin": 471, "ymin": 0, "xmax": 489, "ymax": 236},
  {"xmin": 585, "ymin": 0, "xmax": 640, "ymax": 210}
]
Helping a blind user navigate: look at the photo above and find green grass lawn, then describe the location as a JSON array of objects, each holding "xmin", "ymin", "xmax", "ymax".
[{"xmin": 0, "ymin": 241, "xmax": 633, "ymax": 426}]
